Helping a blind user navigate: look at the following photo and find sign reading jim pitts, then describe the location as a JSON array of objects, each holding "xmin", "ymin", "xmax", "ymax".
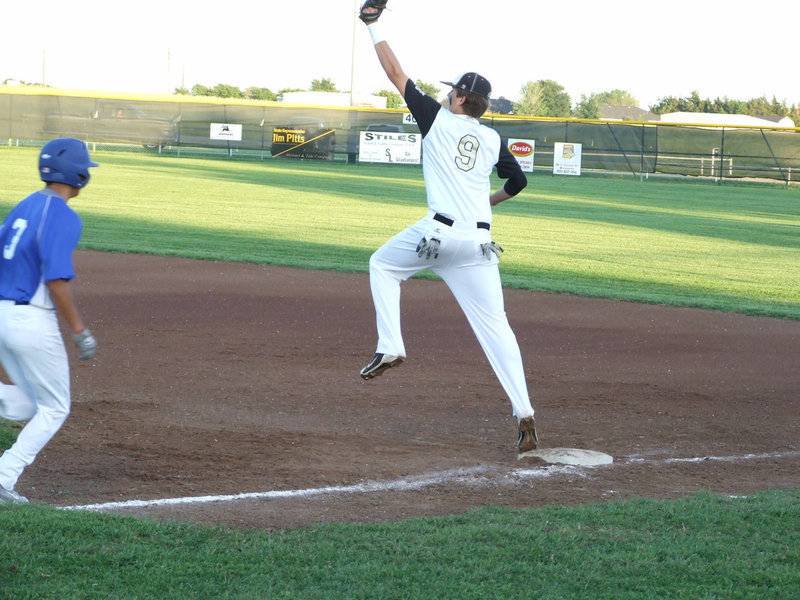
[{"xmin": 271, "ymin": 127, "xmax": 335, "ymax": 160}]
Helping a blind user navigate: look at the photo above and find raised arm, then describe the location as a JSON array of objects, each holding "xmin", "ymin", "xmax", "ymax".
[
  {"xmin": 360, "ymin": 2, "xmax": 410, "ymax": 96},
  {"xmin": 369, "ymin": 27, "xmax": 410, "ymax": 96}
]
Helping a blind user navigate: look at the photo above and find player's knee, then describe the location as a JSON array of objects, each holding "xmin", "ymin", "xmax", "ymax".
[
  {"xmin": 35, "ymin": 402, "xmax": 70, "ymax": 430},
  {"xmin": 368, "ymin": 251, "xmax": 384, "ymax": 272}
]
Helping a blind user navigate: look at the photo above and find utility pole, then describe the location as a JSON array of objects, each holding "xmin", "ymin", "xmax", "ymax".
[{"xmin": 350, "ymin": 0, "xmax": 358, "ymax": 106}]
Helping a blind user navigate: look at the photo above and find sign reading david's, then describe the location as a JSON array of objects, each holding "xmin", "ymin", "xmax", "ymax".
[{"xmin": 507, "ymin": 138, "xmax": 535, "ymax": 172}]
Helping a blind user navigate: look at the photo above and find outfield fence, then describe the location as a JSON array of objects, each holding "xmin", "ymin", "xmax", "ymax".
[{"xmin": 3, "ymin": 87, "xmax": 799, "ymax": 183}]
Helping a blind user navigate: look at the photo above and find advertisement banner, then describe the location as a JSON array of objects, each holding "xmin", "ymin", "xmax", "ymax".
[
  {"xmin": 508, "ymin": 138, "xmax": 535, "ymax": 172},
  {"xmin": 358, "ymin": 131, "xmax": 421, "ymax": 164},
  {"xmin": 271, "ymin": 127, "xmax": 335, "ymax": 160},
  {"xmin": 210, "ymin": 123, "xmax": 243, "ymax": 141},
  {"xmin": 553, "ymin": 142, "xmax": 582, "ymax": 175}
]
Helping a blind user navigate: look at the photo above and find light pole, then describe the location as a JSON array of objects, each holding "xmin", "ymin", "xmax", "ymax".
[{"xmin": 350, "ymin": 0, "xmax": 359, "ymax": 106}]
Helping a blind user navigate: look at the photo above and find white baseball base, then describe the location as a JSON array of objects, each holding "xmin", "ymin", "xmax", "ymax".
[{"xmin": 518, "ymin": 447, "xmax": 613, "ymax": 466}]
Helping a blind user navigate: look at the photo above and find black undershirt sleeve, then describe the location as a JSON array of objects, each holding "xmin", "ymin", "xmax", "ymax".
[
  {"xmin": 496, "ymin": 143, "xmax": 528, "ymax": 196},
  {"xmin": 403, "ymin": 79, "xmax": 440, "ymax": 137}
]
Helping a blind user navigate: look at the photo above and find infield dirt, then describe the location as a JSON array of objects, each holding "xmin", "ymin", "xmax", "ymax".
[{"xmin": 16, "ymin": 250, "xmax": 799, "ymax": 529}]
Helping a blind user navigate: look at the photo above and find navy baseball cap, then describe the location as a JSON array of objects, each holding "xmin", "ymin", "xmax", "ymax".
[{"xmin": 441, "ymin": 72, "xmax": 492, "ymax": 99}]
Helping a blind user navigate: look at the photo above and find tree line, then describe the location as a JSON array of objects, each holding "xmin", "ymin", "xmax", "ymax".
[
  {"xmin": 514, "ymin": 80, "xmax": 798, "ymax": 125},
  {"xmin": 177, "ymin": 77, "xmax": 799, "ymax": 126},
  {"xmin": 6, "ymin": 76, "xmax": 796, "ymax": 125},
  {"xmin": 8, "ymin": 76, "xmax": 793, "ymax": 124}
]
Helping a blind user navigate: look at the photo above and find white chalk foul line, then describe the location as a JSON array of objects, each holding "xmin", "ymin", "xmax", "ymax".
[
  {"xmin": 625, "ymin": 449, "xmax": 800, "ymax": 465},
  {"xmin": 60, "ymin": 449, "xmax": 800, "ymax": 513},
  {"xmin": 61, "ymin": 466, "xmax": 494, "ymax": 512},
  {"xmin": 61, "ymin": 463, "xmax": 579, "ymax": 512}
]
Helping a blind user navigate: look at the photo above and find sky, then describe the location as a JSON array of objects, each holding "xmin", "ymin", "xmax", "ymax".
[{"xmin": 2, "ymin": 0, "xmax": 798, "ymax": 110}]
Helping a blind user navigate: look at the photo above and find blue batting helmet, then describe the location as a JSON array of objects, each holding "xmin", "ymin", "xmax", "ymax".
[{"xmin": 39, "ymin": 138, "xmax": 98, "ymax": 189}]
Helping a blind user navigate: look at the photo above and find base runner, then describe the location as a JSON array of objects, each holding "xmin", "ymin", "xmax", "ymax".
[{"xmin": 0, "ymin": 138, "xmax": 98, "ymax": 504}]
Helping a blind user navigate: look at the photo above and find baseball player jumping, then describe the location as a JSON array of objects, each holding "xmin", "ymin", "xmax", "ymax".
[
  {"xmin": 0, "ymin": 138, "xmax": 98, "ymax": 504},
  {"xmin": 357, "ymin": 1, "xmax": 538, "ymax": 457}
]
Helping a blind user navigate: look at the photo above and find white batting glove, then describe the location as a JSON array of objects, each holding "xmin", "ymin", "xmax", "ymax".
[
  {"xmin": 73, "ymin": 329, "xmax": 97, "ymax": 360},
  {"xmin": 480, "ymin": 241, "xmax": 504, "ymax": 260},
  {"xmin": 416, "ymin": 235, "xmax": 441, "ymax": 259}
]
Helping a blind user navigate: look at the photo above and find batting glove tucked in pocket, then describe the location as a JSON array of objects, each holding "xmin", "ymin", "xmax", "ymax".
[
  {"xmin": 480, "ymin": 241, "xmax": 504, "ymax": 261},
  {"xmin": 416, "ymin": 235, "xmax": 441, "ymax": 259}
]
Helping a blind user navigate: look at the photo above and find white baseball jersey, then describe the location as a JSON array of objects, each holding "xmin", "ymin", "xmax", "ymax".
[{"xmin": 404, "ymin": 80, "xmax": 526, "ymax": 224}]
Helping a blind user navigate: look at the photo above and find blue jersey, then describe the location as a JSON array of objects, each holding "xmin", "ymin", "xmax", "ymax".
[{"xmin": 0, "ymin": 189, "xmax": 82, "ymax": 307}]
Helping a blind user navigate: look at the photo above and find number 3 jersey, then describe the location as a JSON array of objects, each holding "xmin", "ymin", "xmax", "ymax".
[
  {"xmin": 403, "ymin": 80, "xmax": 526, "ymax": 224},
  {"xmin": 0, "ymin": 189, "xmax": 82, "ymax": 307}
]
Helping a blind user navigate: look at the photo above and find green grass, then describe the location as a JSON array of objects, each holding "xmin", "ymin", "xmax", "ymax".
[
  {"xmin": 1, "ymin": 146, "xmax": 798, "ymax": 317},
  {"xmin": 0, "ymin": 419, "xmax": 22, "ymax": 449},
  {"xmin": 1, "ymin": 146, "xmax": 799, "ymax": 598},
  {"xmin": 1, "ymin": 491, "xmax": 799, "ymax": 599}
]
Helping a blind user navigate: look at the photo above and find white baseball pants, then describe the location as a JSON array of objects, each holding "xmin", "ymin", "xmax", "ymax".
[
  {"xmin": 368, "ymin": 212, "xmax": 534, "ymax": 419},
  {"xmin": 0, "ymin": 302, "xmax": 71, "ymax": 491}
]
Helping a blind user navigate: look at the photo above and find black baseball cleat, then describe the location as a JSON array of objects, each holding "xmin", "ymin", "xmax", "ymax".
[
  {"xmin": 517, "ymin": 416, "xmax": 539, "ymax": 456},
  {"xmin": 360, "ymin": 353, "xmax": 404, "ymax": 380}
]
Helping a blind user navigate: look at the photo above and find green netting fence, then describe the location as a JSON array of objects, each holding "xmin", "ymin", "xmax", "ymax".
[{"xmin": 3, "ymin": 88, "xmax": 799, "ymax": 183}]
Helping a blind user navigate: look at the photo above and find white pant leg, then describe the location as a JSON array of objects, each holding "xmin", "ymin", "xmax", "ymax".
[
  {"xmin": 368, "ymin": 219, "xmax": 432, "ymax": 357},
  {"xmin": 0, "ymin": 382, "xmax": 37, "ymax": 421},
  {"xmin": 0, "ymin": 306, "xmax": 71, "ymax": 490},
  {"xmin": 433, "ymin": 234, "xmax": 535, "ymax": 420}
]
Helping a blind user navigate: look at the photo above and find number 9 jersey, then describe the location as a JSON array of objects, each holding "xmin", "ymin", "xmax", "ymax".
[{"xmin": 403, "ymin": 80, "xmax": 525, "ymax": 224}]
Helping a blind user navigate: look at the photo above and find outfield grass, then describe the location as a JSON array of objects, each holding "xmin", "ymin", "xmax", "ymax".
[
  {"xmin": 1, "ymin": 146, "xmax": 798, "ymax": 318},
  {"xmin": 1, "ymin": 146, "xmax": 799, "ymax": 598}
]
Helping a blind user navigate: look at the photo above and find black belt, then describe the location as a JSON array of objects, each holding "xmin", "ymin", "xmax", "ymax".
[{"xmin": 433, "ymin": 213, "xmax": 490, "ymax": 231}]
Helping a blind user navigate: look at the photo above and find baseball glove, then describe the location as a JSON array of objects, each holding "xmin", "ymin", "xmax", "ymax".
[{"xmin": 359, "ymin": 0, "xmax": 388, "ymax": 23}]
